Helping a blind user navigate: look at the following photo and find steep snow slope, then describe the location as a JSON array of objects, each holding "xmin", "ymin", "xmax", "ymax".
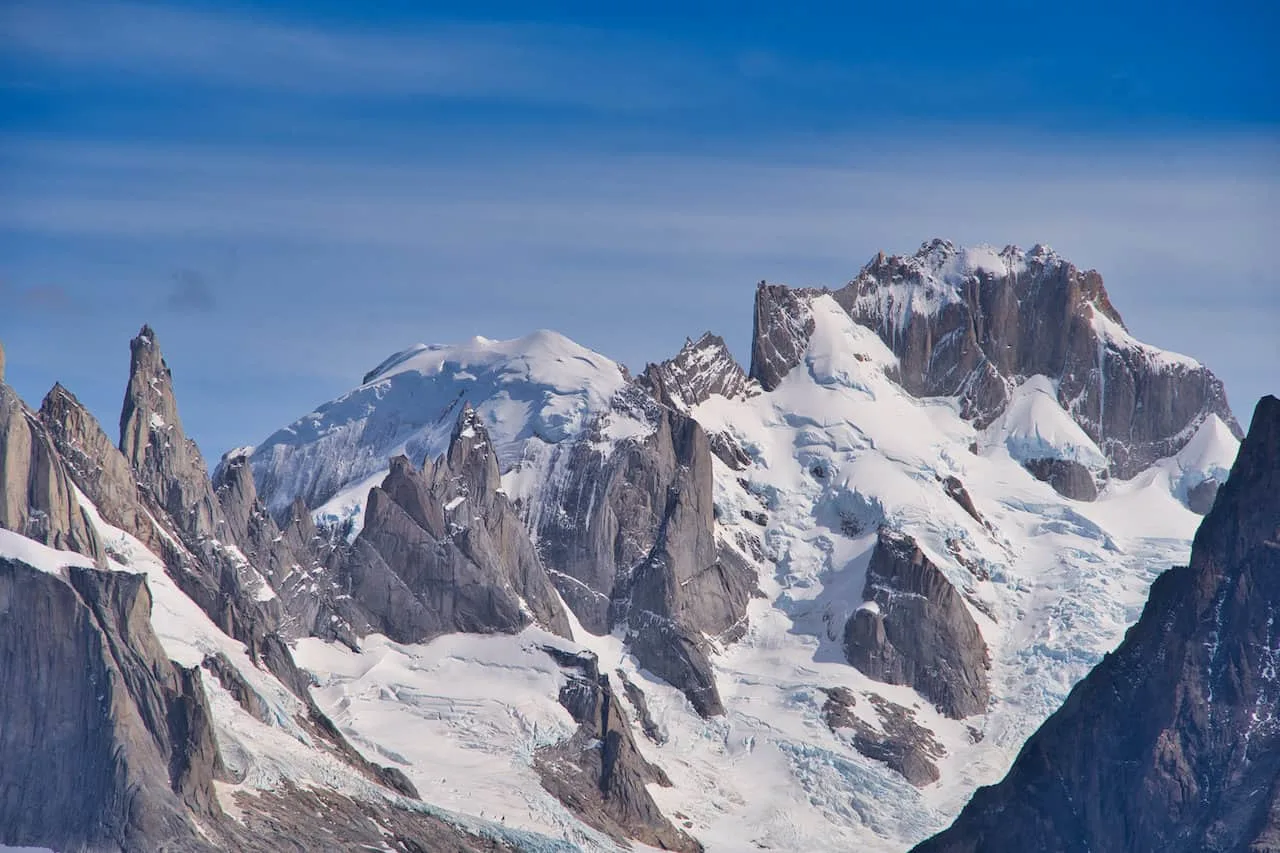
[
  {"xmin": 267, "ymin": 293, "xmax": 1231, "ymax": 851},
  {"xmin": 980, "ymin": 376, "xmax": 1107, "ymax": 470}
]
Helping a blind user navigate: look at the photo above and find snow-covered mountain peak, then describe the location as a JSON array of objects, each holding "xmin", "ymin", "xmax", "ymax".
[
  {"xmin": 749, "ymin": 238, "xmax": 1239, "ymax": 479},
  {"xmin": 360, "ymin": 329, "xmax": 626, "ymax": 394},
  {"xmin": 907, "ymin": 238, "xmax": 1034, "ymax": 285},
  {"xmin": 250, "ymin": 330, "xmax": 634, "ymax": 521},
  {"xmin": 860, "ymin": 239, "xmax": 1071, "ymax": 303}
]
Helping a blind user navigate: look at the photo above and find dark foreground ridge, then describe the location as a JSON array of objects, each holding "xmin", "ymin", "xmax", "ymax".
[{"xmin": 915, "ymin": 394, "xmax": 1280, "ymax": 853}]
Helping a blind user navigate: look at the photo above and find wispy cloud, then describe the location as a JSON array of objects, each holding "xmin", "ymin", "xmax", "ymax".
[
  {"xmin": 165, "ymin": 269, "xmax": 216, "ymax": 313},
  {"xmin": 0, "ymin": 1, "xmax": 716, "ymax": 109},
  {"xmin": 17, "ymin": 284, "xmax": 74, "ymax": 311}
]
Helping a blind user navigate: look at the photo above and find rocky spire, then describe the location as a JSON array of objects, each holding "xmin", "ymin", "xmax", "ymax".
[
  {"xmin": 38, "ymin": 382, "xmax": 160, "ymax": 554},
  {"xmin": 748, "ymin": 282, "xmax": 817, "ymax": 392},
  {"xmin": 534, "ymin": 392, "xmax": 757, "ymax": 717},
  {"xmin": 334, "ymin": 405, "xmax": 572, "ymax": 641},
  {"xmin": 914, "ymin": 395, "xmax": 1280, "ymax": 852},
  {"xmin": 0, "ymin": 380, "xmax": 101, "ymax": 561},
  {"xmin": 119, "ymin": 324, "xmax": 222, "ymax": 540}
]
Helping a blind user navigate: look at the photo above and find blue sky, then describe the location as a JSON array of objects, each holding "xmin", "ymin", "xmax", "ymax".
[{"xmin": 1, "ymin": 0, "xmax": 1277, "ymax": 458}]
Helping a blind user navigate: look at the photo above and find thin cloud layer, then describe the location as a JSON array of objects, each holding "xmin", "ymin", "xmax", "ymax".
[{"xmin": 165, "ymin": 269, "xmax": 217, "ymax": 314}]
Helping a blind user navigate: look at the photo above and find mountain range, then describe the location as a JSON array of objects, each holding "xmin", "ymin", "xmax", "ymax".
[{"xmin": 0, "ymin": 238, "xmax": 1270, "ymax": 852}]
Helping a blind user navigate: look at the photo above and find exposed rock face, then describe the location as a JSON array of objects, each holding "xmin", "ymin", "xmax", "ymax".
[
  {"xmin": 0, "ymin": 382, "xmax": 102, "ymax": 560},
  {"xmin": 332, "ymin": 407, "xmax": 571, "ymax": 642},
  {"xmin": 844, "ymin": 529, "xmax": 990, "ymax": 718},
  {"xmin": 749, "ymin": 282, "xmax": 816, "ymax": 391},
  {"xmin": 914, "ymin": 395, "xmax": 1280, "ymax": 853},
  {"xmin": 536, "ymin": 647, "xmax": 700, "ymax": 853},
  {"xmin": 640, "ymin": 332, "xmax": 758, "ymax": 470},
  {"xmin": 939, "ymin": 475, "xmax": 986, "ymax": 527},
  {"xmin": 39, "ymin": 383, "xmax": 155, "ymax": 554},
  {"xmin": 221, "ymin": 782, "xmax": 514, "ymax": 853},
  {"xmin": 639, "ymin": 332, "xmax": 758, "ymax": 411},
  {"xmin": 821, "ymin": 687, "xmax": 945, "ymax": 787},
  {"xmin": 534, "ymin": 388, "xmax": 756, "ymax": 716},
  {"xmin": 211, "ymin": 450, "xmax": 350, "ymax": 644},
  {"xmin": 0, "ymin": 558, "xmax": 221, "ymax": 852},
  {"xmin": 749, "ymin": 241, "xmax": 1241, "ymax": 477},
  {"xmin": 120, "ymin": 325, "xmax": 222, "ymax": 541},
  {"xmin": 1021, "ymin": 457, "xmax": 1098, "ymax": 501}
]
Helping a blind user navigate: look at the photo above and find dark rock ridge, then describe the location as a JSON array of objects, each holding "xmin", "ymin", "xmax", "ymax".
[
  {"xmin": 639, "ymin": 332, "xmax": 758, "ymax": 412},
  {"xmin": 749, "ymin": 240, "xmax": 1241, "ymax": 478},
  {"xmin": 536, "ymin": 646, "xmax": 700, "ymax": 853},
  {"xmin": 532, "ymin": 384, "xmax": 757, "ymax": 717},
  {"xmin": 640, "ymin": 332, "xmax": 757, "ymax": 470},
  {"xmin": 1, "ymin": 381, "xmax": 102, "ymax": 561},
  {"xmin": 914, "ymin": 395, "xmax": 1280, "ymax": 853},
  {"xmin": 0, "ymin": 558, "xmax": 223, "ymax": 852},
  {"xmin": 820, "ymin": 687, "xmax": 946, "ymax": 787},
  {"xmin": 1021, "ymin": 457, "xmax": 1098, "ymax": 501},
  {"xmin": 844, "ymin": 528, "xmax": 990, "ymax": 718},
  {"xmin": 749, "ymin": 282, "xmax": 816, "ymax": 392},
  {"xmin": 328, "ymin": 406, "xmax": 571, "ymax": 643}
]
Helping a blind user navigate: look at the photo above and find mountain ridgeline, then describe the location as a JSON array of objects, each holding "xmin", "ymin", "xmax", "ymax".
[{"xmin": 0, "ymin": 239, "xmax": 1260, "ymax": 852}]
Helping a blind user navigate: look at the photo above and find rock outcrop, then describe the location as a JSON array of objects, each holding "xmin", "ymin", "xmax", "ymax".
[
  {"xmin": 211, "ymin": 450, "xmax": 352, "ymax": 645},
  {"xmin": 1021, "ymin": 457, "xmax": 1098, "ymax": 501},
  {"xmin": 331, "ymin": 406, "xmax": 571, "ymax": 642},
  {"xmin": 914, "ymin": 395, "xmax": 1280, "ymax": 853},
  {"xmin": 640, "ymin": 332, "xmax": 758, "ymax": 470},
  {"xmin": 821, "ymin": 687, "xmax": 946, "ymax": 787},
  {"xmin": 536, "ymin": 646, "xmax": 700, "ymax": 853},
  {"xmin": 1187, "ymin": 475, "xmax": 1221, "ymax": 515},
  {"xmin": 844, "ymin": 529, "xmax": 990, "ymax": 718},
  {"xmin": 749, "ymin": 241, "xmax": 1241, "ymax": 478},
  {"xmin": 749, "ymin": 282, "xmax": 816, "ymax": 392},
  {"xmin": 1, "ymin": 381, "xmax": 102, "ymax": 560},
  {"xmin": 639, "ymin": 332, "xmax": 757, "ymax": 412},
  {"xmin": 534, "ymin": 387, "xmax": 756, "ymax": 716},
  {"xmin": 0, "ymin": 558, "xmax": 222, "ymax": 852}
]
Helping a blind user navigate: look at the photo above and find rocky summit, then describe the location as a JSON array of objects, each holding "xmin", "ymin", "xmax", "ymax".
[{"xmin": 0, "ymin": 240, "xmax": 1266, "ymax": 852}]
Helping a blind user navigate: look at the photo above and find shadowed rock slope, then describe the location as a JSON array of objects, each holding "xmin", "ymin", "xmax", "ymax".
[
  {"xmin": 533, "ymin": 387, "xmax": 757, "ymax": 717},
  {"xmin": 0, "ymin": 558, "xmax": 222, "ymax": 853},
  {"xmin": 844, "ymin": 528, "xmax": 990, "ymax": 719},
  {"xmin": 914, "ymin": 394, "xmax": 1280, "ymax": 853}
]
